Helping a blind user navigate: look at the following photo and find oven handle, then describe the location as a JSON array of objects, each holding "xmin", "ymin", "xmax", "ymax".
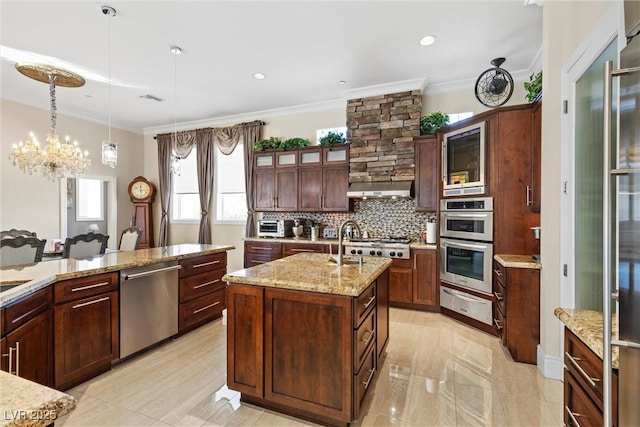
[
  {"xmin": 441, "ymin": 213, "xmax": 491, "ymax": 218},
  {"xmin": 442, "ymin": 240, "xmax": 489, "ymax": 251}
]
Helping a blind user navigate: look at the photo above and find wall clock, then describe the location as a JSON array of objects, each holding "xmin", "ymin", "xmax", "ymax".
[{"xmin": 127, "ymin": 176, "xmax": 156, "ymax": 249}]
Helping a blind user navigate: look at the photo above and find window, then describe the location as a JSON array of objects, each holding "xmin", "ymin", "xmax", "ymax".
[
  {"xmin": 215, "ymin": 143, "xmax": 247, "ymax": 223},
  {"xmin": 316, "ymin": 126, "xmax": 347, "ymax": 144},
  {"xmin": 171, "ymin": 151, "xmax": 200, "ymax": 222},
  {"xmin": 448, "ymin": 112, "xmax": 473, "ymax": 124},
  {"xmin": 76, "ymin": 178, "xmax": 104, "ymax": 221}
]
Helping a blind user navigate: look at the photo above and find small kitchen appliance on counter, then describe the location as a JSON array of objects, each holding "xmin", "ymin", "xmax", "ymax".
[{"xmin": 257, "ymin": 219, "xmax": 294, "ymax": 238}]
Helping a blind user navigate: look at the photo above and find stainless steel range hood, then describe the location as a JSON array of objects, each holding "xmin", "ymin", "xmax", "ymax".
[{"xmin": 347, "ymin": 181, "xmax": 414, "ymax": 199}]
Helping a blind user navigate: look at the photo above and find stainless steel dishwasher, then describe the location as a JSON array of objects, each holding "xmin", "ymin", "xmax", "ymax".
[{"xmin": 119, "ymin": 261, "xmax": 181, "ymax": 358}]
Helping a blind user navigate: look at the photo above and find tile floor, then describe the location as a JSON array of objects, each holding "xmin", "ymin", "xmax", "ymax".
[{"xmin": 57, "ymin": 308, "xmax": 563, "ymax": 426}]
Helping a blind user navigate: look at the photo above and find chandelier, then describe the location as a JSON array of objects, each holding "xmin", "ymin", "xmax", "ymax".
[{"xmin": 10, "ymin": 63, "xmax": 90, "ymax": 182}]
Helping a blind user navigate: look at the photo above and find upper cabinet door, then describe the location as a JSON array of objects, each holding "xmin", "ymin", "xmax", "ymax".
[
  {"xmin": 299, "ymin": 147, "xmax": 323, "ymax": 167},
  {"xmin": 414, "ymin": 136, "xmax": 439, "ymax": 212},
  {"xmin": 255, "ymin": 152, "xmax": 275, "ymax": 169},
  {"xmin": 323, "ymin": 145, "xmax": 349, "ymax": 165},
  {"xmin": 276, "ymin": 152, "xmax": 299, "ymax": 168}
]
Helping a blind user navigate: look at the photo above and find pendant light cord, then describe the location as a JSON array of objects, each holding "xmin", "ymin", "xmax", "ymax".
[{"xmin": 107, "ymin": 9, "xmax": 112, "ymax": 142}]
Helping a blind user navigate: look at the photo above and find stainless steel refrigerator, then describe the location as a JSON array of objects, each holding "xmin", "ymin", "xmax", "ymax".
[{"xmin": 603, "ymin": 2, "xmax": 640, "ymax": 426}]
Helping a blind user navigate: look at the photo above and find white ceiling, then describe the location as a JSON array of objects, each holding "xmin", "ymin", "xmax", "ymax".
[{"xmin": 0, "ymin": 1, "xmax": 542, "ymax": 134}]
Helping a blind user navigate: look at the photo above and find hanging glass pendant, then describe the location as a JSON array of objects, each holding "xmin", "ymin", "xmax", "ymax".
[{"xmin": 102, "ymin": 140, "xmax": 117, "ymax": 168}]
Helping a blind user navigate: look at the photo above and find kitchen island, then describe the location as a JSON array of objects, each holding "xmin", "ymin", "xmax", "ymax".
[{"xmin": 223, "ymin": 253, "xmax": 391, "ymax": 426}]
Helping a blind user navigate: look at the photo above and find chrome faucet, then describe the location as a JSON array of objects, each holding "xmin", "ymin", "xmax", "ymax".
[{"xmin": 336, "ymin": 220, "xmax": 362, "ymax": 266}]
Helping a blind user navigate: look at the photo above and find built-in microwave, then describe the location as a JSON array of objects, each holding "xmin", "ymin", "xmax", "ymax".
[
  {"xmin": 442, "ymin": 121, "xmax": 486, "ymax": 197},
  {"xmin": 440, "ymin": 197, "xmax": 493, "ymax": 242},
  {"xmin": 257, "ymin": 220, "xmax": 294, "ymax": 238}
]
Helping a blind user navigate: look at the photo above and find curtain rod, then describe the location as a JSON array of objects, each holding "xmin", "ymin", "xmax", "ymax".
[{"xmin": 153, "ymin": 120, "xmax": 266, "ymax": 140}]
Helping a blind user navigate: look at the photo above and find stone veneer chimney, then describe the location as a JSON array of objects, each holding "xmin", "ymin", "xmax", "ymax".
[{"xmin": 347, "ymin": 90, "xmax": 422, "ymax": 183}]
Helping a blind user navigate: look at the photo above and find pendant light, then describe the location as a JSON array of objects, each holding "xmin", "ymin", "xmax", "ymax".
[
  {"xmin": 101, "ymin": 5, "xmax": 117, "ymax": 168},
  {"xmin": 170, "ymin": 45, "xmax": 182, "ymax": 175}
]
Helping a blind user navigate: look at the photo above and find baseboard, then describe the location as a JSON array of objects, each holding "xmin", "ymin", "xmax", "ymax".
[{"xmin": 537, "ymin": 345, "xmax": 563, "ymax": 380}]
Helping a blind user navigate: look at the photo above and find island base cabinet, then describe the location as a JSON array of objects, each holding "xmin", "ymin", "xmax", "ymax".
[{"xmin": 54, "ymin": 289, "xmax": 119, "ymax": 391}]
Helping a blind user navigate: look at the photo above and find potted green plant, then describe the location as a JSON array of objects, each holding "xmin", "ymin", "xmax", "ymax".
[
  {"xmin": 420, "ymin": 111, "xmax": 450, "ymax": 135},
  {"xmin": 319, "ymin": 131, "xmax": 346, "ymax": 146},
  {"xmin": 254, "ymin": 137, "xmax": 282, "ymax": 152},
  {"xmin": 524, "ymin": 71, "xmax": 542, "ymax": 103},
  {"xmin": 281, "ymin": 137, "xmax": 311, "ymax": 151}
]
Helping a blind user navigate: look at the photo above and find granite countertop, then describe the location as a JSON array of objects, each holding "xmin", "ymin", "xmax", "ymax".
[
  {"xmin": 554, "ymin": 307, "xmax": 619, "ymax": 369},
  {"xmin": 0, "ymin": 371, "xmax": 76, "ymax": 427},
  {"xmin": 244, "ymin": 237, "xmax": 437, "ymax": 250},
  {"xmin": 0, "ymin": 244, "xmax": 234, "ymax": 307},
  {"xmin": 223, "ymin": 252, "xmax": 392, "ymax": 297},
  {"xmin": 494, "ymin": 254, "xmax": 541, "ymax": 269}
]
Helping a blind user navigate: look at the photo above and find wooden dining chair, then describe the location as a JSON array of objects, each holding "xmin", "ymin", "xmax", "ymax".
[
  {"xmin": 119, "ymin": 227, "xmax": 142, "ymax": 251},
  {"xmin": 0, "ymin": 236, "xmax": 47, "ymax": 267},
  {"xmin": 1, "ymin": 229, "xmax": 38, "ymax": 239},
  {"xmin": 62, "ymin": 233, "xmax": 109, "ymax": 260}
]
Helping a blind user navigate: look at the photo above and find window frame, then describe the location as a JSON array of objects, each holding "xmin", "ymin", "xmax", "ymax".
[
  {"xmin": 213, "ymin": 143, "xmax": 247, "ymax": 225},
  {"xmin": 75, "ymin": 178, "xmax": 104, "ymax": 222},
  {"xmin": 170, "ymin": 151, "xmax": 201, "ymax": 224}
]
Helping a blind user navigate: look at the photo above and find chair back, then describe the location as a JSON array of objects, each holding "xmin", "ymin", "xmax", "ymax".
[
  {"xmin": 119, "ymin": 227, "xmax": 142, "ymax": 251},
  {"xmin": 0, "ymin": 236, "xmax": 47, "ymax": 267},
  {"xmin": 1, "ymin": 229, "xmax": 38, "ymax": 239},
  {"xmin": 63, "ymin": 233, "xmax": 109, "ymax": 260}
]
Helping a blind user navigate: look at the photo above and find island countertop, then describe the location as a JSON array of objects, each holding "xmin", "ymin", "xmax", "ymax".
[
  {"xmin": 0, "ymin": 371, "xmax": 76, "ymax": 427},
  {"xmin": 0, "ymin": 244, "xmax": 234, "ymax": 307},
  {"xmin": 223, "ymin": 252, "xmax": 392, "ymax": 297}
]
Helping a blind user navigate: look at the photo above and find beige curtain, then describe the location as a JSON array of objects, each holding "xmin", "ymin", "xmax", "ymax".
[
  {"xmin": 196, "ymin": 129, "xmax": 214, "ymax": 244},
  {"xmin": 157, "ymin": 134, "xmax": 173, "ymax": 246},
  {"xmin": 173, "ymin": 130, "xmax": 196, "ymax": 159},
  {"xmin": 240, "ymin": 122, "xmax": 262, "ymax": 237}
]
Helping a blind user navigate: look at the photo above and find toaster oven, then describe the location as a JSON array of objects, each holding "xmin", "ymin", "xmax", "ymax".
[{"xmin": 257, "ymin": 220, "xmax": 294, "ymax": 238}]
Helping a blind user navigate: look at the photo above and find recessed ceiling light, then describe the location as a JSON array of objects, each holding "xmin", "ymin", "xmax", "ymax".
[
  {"xmin": 339, "ymin": 80, "xmax": 346, "ymax": 85},
  {"xmin": 419, "ymin": 35, "xmax": 436, "ymax": 46},
  {"xmin": 170, "ymin": 46, "xmax": 182, "ymax": 55},
  {"xmin": 253, "ymin": 73, "xmax": 266, "ymax": 80}
]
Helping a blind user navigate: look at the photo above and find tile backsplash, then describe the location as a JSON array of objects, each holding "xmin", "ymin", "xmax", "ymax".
[{"xmin": 261, "ymin": 198, "xmax": 435, "ymax": 240}]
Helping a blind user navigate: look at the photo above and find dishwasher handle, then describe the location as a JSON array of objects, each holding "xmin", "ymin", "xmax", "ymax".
[{"xmin": 123, "ymin": 265, "xmax": 182, "ymax": 280}]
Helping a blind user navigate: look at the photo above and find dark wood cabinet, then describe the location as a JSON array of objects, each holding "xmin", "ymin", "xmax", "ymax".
[
  {"xmin": 412, "ymin": 249, "xmax": 438, "ymax": 307},
  {"xmin": 492, "ymin": 260, "xmax": 539, "ymax": 364},
  {"xmin": 414, "ymin": 135, "xmax": 439, "ymax": 212},
  {"xmin": 530, "ymin": 100, "xmax": 542, "ymax": 213},
  {"xmin": 564, "ymin": 328, "xmax": 618, "ymax": 426},
  {"xmin": 178, "ymin": 252, "xmax": 227, "ymax": 334},
  {"xmin": 226, "ymin": 273, "xmax": 388, "ymax": 426},
  {"xmin": 244, "ymin": 241, "xmax": 283, "ymax": 267},
  {"xmin": 274, "ymin": 169, "xmax": 298, "ymax": 211},
  {"xmin": 53, "ymin": 272, "xmax": 119, "ymax": 390},
  {"xmin": 1, "ymin": 287, "xmax": 52, "ymax": 387},
  {"xmin": 298, "ymin": 167, "xmax": 323, "ymax": 211},
  {"xmin": 389, "ymin": 250, "xmax": 438, "ymax": 310},
  {"xmin": 254, "ymin": 170, "xmax": 276, "ymax": 211},
  {"xmin": 388, "ymin": 258, "xmax": 413, "ymax": 303},
  {"xmin": 282, "ymin": 242, "xmax": 325, "ymax": 257}
]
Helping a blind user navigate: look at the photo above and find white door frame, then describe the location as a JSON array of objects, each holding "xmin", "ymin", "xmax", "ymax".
[{"xmin": 59, "ymin": 175, "xmax": 118, "ymax": 249}]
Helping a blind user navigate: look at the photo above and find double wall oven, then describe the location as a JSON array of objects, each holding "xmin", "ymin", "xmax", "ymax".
[{"xmin": 439, "ymin": 197, "xmax": 494, "ymax": 326}]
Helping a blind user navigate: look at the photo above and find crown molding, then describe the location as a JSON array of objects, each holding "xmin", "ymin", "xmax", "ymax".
[{"xmin": 338, "ymin": 77, "xmax": 427, "ymax": 100}]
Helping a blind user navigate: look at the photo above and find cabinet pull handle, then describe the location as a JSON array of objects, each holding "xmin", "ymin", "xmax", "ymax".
[
  {"xmin": 493, "ymin": 319, "xmax": 503, "ymax": 330},
  {"xmin": 194, "ymin": 279, "xmax": 220, "ymax": 289},
  {"xmin": 8, "ymin": 346, "xmax": 15, "ymax": 375},
  {"xmin": 565, "ymin": 352, "xmax": 599, "ymax": 389},
  {"xmin": 193, "ymin": 301, "xmax": 221, "ymax": 314},
  {"xmin": 493, "ymin": 269, "xmax": 502, "ymax": 277},
  {"xmin": 565, "ymin": 406, "xmax": 582, "ymax": 427},
  {"xmin": 250, "ymin": 247, "xmax": 273, "ymax": 251},
  {"xmin": 193, "ymin": 260, "xmax": 220, "ymax": 269},
  {"xmin": 319, "ymin": 195, "xmax": 323, "ymax": 207},
  {"xmin": 72, "ymin": 296, "xmax": 110, "ymax": 309},
  {"xmin": 361, "ymin": 330, "xmax": 375, "ymax": 345},
  {"xmin": 526, "ymin": 185, "xmax": 533, "ymax": 206},
  {"xmin": 123, "ymin": 265, "xmax": 181, "ymax": 280},
  {"xmin": 363, "ymin": 295, "xmax": 376, "ymax": 309},
  {"xmin": 493, "ymin": 291, "xmax": 503, "ymax": 301},
  {"xmin": 291, "ymin": 248, "xmax": 314, "ymax": 253},
  {"xmin": 72, "ymin": 281, "xmax": 110, "ymax": 292},
  {"xmin": 14, "ymin": 342, "xmax": 19, "ymax": 377},
  {"xmin": 362, "ymin": 368, "xmax": 376, "ymax": 389}
]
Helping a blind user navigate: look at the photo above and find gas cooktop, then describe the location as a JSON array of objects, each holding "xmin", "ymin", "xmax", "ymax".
[{"xmin": 344, "ymin": 236, "xmax": 411, "ymax": 259}]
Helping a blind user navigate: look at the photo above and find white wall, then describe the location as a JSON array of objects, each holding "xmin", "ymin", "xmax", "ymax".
[
  {"xmin": 1, "ymin": 99, "xmax": 145, "ymax": 247},
  {"xmin": 539, "ymin": 0, "xmax": 614, "ymax": 376},
  {"xmin": 423, "ymin": 83, "xmax": 529, "ymax": 116}
]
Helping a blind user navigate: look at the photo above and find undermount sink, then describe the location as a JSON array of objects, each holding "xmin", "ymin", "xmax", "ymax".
[
  {"xmin": 328, "ymin": 256, "xmax": 364, "ymax": 265},
  {"xmin": 0, "ymin": 281, "xmax": 27, "ymax": 293}
]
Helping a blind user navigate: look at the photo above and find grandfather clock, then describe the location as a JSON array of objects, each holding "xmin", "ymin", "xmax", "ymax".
[{"xmin": 127, "ymin": 176, "xmax": 156, "ymax": 249}]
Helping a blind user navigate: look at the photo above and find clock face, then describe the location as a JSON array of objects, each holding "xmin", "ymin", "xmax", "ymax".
[{"xmin": 131, "ymin": 181, "xmax": 151, "ymax": 199}]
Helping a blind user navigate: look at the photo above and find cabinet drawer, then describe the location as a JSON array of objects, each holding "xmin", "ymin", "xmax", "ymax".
[
  {"xmin": 4, "ymin": 287, "xmax": 51, "ymax": 335},
  {"xmin": 354, "ymin": 309, "xmax": 375, "ymax": 371},
  {"xmin": 354, "ymin": 283, "xmax": 376, "ymax": 327},
  {"xmin": 282, "ymin": 243, "xmax": 324, "ymax": 257},
  {"xmin": 493, "ymin": 261, "xmax": 506, "ymax": 288},
  {"xmin": 565, "ymin": 329, "xmax": 604, "ymax": 403},
  {"xmin": 245, "ymin": 254, "xmax": 279, "ymax": 267},
  {"xmin": 179, "ymin": 289, "xmax": 225, "ymax": 332},
  {"xmin": 354, "ymin": 343, "xmax": 376, "ymax": 420},
  {"xmin": 564, "ymin": 369, "xmax": 603, "ymax": 427},
  {"xmin": 179, "ymin": 253, "xmax": 226, "ymax": 278},
  {"xmin": 54, "ymin": 272, "xmax": 118, "ymax": 304},
  {"xmin": 493, "ymin": 305, "xmax": 506, "ymax": 345},
  {"xmin": 179, "ymin": 269, "xmax": 226, "ymax": 303}
]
